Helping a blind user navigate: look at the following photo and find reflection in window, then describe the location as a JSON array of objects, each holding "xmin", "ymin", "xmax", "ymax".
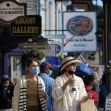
[
  {"xmin": 92, "ymin": 0, "xmax": 103, "ymax": 7},
  {"xmin": 13, "ymin": 56, "xmax": 21, "ymax": 71}
]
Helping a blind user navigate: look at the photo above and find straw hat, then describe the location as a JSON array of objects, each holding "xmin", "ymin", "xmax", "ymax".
[{"xmin": 60, "ymin": 57, "xmax": 81, "ymax": 71}]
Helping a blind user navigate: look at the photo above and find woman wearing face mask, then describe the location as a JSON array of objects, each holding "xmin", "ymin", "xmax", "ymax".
[
  {"xmin": 13, "ymin": 58, "xmax": 48, "ymax": 111},
  {"xmin": 52, "ymin": 57, "xmax": 88, "ymax": 111}
]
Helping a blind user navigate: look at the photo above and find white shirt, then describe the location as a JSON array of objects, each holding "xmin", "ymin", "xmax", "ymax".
[{"xmin": 52, "ymin": 74, "xmax": 87, "ymax": 111}]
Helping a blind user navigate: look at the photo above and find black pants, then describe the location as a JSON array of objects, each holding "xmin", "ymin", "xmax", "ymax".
[{"xmin": 27, "ymin": 106, "xmax": 42, "ymax": 111}]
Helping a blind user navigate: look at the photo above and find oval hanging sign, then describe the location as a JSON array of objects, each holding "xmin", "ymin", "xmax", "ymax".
[
  {"xmin": 0, "ymin": 0, "xmax": 26, "ymax": 23},
  {"xmin": 67, "ymin": 16, "xmax": 93, "ymax": 36}
]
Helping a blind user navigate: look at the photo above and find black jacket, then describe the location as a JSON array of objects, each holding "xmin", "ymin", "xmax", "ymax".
[{"xmin": 0, "ymin": 83, "xmax": 14, "ymax": 109}]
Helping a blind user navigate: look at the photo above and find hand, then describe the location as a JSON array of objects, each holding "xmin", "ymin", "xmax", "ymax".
[
  {"xmin": 81, "ymin": 96, "xmax": 88, "ymax": 103},
  {"xmin": 81, "ymin": 93, "xmax": 92, "ymax": 103},
  {"xmin": 87, "ymin": 93, "xmax": 93, "ymax": 99},
  {"xmin": 62, "ymin": 75, "xmax": 75, "ymax": 92},
  {"xmin": 66, "ymin": 75, "xmax": 75, "ymax": 86},
  {"xmin": 38, "ymin": 90, "xmax": 47, "ymax": 99}
]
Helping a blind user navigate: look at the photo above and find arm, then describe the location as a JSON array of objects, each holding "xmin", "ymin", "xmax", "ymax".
[
  {"xmin": 12, "ymin": 80, "xmax": 20, "ymax": 111},
  {"xmin": 38, "ymin": 76, "xmax": 48, "ymax": 99},
  {"xmin": 79, "ymin": 77, "xmax": 88, "ymax": 101},
  {"xmin": 52, "ymin": 75, "xmax": 75, "ymax": 101},
  {"xmin": 52, "ymin": 76, "xmax": 70, "ymax": 102}
]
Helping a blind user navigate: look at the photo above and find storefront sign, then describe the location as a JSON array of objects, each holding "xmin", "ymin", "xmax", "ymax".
[
  {"xmin": 63, "ymin": 12, "xmax": 97, "ymax": 52},
  {"xmin": 41, "ymin": 42, "xmax": 63, "ymax": 57},
  {"xmin": 10, "ymin": 15, "xmax": 41, "ymax": 36},
  {"xmin": 42, "ymin": 44, "xmax": 56, "ymax": 57},
  {"xmin": 0, "ymin": 0, "xmax": 26, "ymax": 23}
]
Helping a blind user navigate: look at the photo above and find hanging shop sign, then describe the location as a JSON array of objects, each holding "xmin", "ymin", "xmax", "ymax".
[
  {"xmin": 18, "ymin": 42, "xmax": 48, "ymax": 50},
  {"xmin": 54, "ymin": 42, "xmax": 63, "ymax": 57},
  {"xmin": 10, "ymin": 15, "xmax": 41, "ymax": 36},
  {"xmin": 63, "ymin": 12, "xmax": 97, "ymax": 52},
  {"xmin": 40, "ymin": 42, "xmax": 63, "ymax": 57},
  {"xmin": 0, "ymin": 0, "xmax": 26, "ymax": 23}
]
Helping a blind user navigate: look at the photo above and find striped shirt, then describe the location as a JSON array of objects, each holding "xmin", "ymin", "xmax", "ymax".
[{"xmin": 13, "ymin": 76, "xmax": 48, "ymax": 111}]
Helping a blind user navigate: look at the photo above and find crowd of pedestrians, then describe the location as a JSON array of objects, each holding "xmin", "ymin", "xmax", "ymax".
[{"xmin": 0, "ymin": 56, "xmax": 108, "ymax": 111}]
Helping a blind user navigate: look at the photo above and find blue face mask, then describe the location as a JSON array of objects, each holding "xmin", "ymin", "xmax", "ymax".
[{"xmin": 31, "ymin": 67, "xmax": 40, "ymax": 75}]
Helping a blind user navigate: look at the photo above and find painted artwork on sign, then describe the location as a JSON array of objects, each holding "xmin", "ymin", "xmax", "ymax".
[{"xmin": 67, "ymin": 16, "xmax": 93, "ymax": 36}]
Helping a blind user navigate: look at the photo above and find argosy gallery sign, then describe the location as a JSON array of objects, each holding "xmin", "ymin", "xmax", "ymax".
[
  {"xmin": 0, "ymin": 0, "xmax": 41, "ymax": 36},
  {"xmin": 10, "ymin": 15, "xmax": 41, "ymax": 36}
]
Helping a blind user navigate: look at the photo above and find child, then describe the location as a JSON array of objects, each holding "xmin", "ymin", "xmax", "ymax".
[{"xmin": 84, "ymin": 75, "xmax": 98, "ymax": 105}]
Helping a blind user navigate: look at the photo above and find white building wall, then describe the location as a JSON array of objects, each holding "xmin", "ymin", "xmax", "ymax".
[
  {"xmin": 16, "ymin": 0, "xmax": 40, "ymax": 15},
  {"xmin": 56, "ymin": 2, "xmax": 66, "ymax": 35},
  {"xmin": 16, "ymin": 0, "xmax": 67, "ymax": 37},
  {"xmin": 41, "ymin": 0, "xmax": 66, "ymax": 36},
  {"xmin": 40, "ymin": 0, "xmax": 45, "ymax": 36}
]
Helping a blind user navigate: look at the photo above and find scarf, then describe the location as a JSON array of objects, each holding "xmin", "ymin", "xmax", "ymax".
[{"xmin": 18, "ymin": 76, "xmax": 48, "ymax": 111}]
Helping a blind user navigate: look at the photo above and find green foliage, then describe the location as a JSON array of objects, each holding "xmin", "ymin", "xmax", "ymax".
[{"xmin": 28, "ymin": 49, "xmax": 45, "ymax": 60}]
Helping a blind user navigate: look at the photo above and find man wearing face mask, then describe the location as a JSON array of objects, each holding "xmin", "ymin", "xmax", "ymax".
[
  {"xmin": 52, "ymin": 57, "xmax": 88, "ymax": 111},
  {"xmin": 39, "ymin": 62, "xmax": 55, "ymax": 111}
]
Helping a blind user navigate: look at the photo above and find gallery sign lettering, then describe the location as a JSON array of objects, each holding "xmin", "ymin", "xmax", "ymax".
[{"xmin": 10, "ymin": 15, "xmax": 41, "ymax": 36}]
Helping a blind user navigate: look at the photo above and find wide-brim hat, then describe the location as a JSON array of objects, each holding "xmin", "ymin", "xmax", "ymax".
[{"xmin": 60, "ymin": 57, "xmax": 81, "ymax": 71}]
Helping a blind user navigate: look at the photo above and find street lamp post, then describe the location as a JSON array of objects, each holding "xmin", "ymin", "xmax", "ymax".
[
  {"xmin": 102, "ymin": 0, "xmax": 111, "ymax": 92},
  {"xmin": 101, "ymin": 1, "xmax": 111, "ymax": 110}
]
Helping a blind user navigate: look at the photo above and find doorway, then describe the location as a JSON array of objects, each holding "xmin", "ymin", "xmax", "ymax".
[
  {"xmin": 9, "ymin": 55, "xmax": 22, "ymax": 84},
  {"xmin": 4, "ymin": 50, "xmax": 24, "ymax": 84}
]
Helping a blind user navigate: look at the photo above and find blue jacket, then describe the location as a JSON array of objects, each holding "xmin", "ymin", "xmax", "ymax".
[{"xmin": 39, "ymin": 73, "xmax": 55, "ymax": 111}]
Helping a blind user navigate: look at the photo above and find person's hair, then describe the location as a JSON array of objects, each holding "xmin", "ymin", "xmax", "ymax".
[
  {"xmin": 1, "ymin": 77, "xmax": 11, "ymax": 85},
  {"xmin": 40, "ymin": 62, "xmax": 48, "ymax": 73},
  {"xmin": 26, "ymin": 58, "xmax": 39, "ymax": 67},
  {"xmin": 84, "ymin": 75, "xmax": 95, "ymax": 86},
  {"xmin": 58, "ymin": 66, "xmax": 66, "ymax": 76}
]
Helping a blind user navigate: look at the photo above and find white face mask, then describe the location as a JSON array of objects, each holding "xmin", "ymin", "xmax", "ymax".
[{"xmin": 48, "ymin": 70, "xmax": 52, "ymax": 76}]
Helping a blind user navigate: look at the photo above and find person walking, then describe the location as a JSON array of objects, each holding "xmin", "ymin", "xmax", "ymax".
[
  {"xmin": 13, "ymin": 58, "xmax": 48, "ymax": 111},
  {"xmin": 98, "ymin": 74, "xmax": 108, "ymax": 111},
  {"xmin": 0, "ymin": 75, "xmax": 14, "ymax": 111},
  {"xmin": 39, "ymin": 62, "xmax": 55, "ymax": 111},
  {"xmin": 52, "ymin": 57, "xmax": 88, "ymax": 111},
  {"xmin": 84, "ymin": 75, "xmax": 98, "ymax": 105}
]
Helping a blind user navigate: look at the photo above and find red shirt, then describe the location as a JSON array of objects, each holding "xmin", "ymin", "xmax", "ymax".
[{"xmin": 85, "ymin": 87, "xmax": 98, "ymax": 103}]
